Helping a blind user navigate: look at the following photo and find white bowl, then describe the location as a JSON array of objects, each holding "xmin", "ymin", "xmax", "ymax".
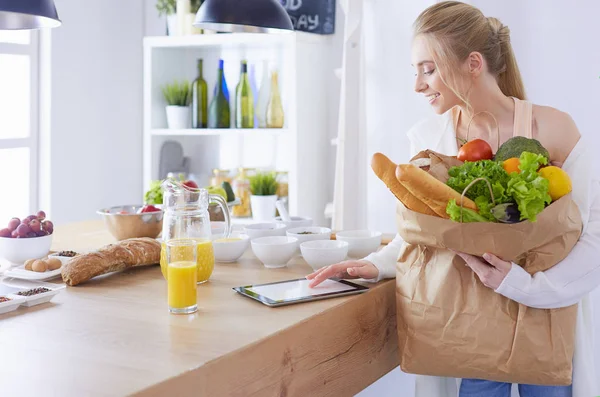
[
  {"xmin": 336, "ymin": 230, "xmax": 382, "ymax": 258},
  {"xmin": 251, "ymin": 236, "xmax": 298, "ymax": 268},
  {"xmin": 213, "ymin": 233, "xmax": 250, "ymax": 263},
  {"xmin": 0, "ymin": 234, "xmax": 53, "ymax": 264},
  {"xmin": 286, "ymin": 226, "xmax": 331, "ymax": 255},
  {"xmin": 273, "ymin": 216, "xmax": 313, "ymax": 231},
  {"xmin": 300, "ymin": 240, "xmax": 349, "ymax": 271},
  {"xmin": 244, "ymin": 223, "xmax": 287, "ymax": 240}
]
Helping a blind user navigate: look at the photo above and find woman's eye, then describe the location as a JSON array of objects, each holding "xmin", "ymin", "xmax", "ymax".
[{"xmin": 424, "ymin": 69, "xmax": 435, "ymax": 76}]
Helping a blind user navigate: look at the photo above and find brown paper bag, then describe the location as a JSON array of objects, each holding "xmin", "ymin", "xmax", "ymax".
[
  {"xmin": 395, "ymin": 194, "xmax": 582, "ymax": 385},
  {"xmin": 410, "ymin": 149, "xmax": 463, "ymax": 183}
]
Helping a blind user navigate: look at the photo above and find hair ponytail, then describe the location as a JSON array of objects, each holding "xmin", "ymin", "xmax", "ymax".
[
  {"xmin": 487, "ymin": 17, "xmax": 526, "ymax": 100},
  {"xmin": 415, "ymin": 2, "xmax": 527, "ymax": 106}
]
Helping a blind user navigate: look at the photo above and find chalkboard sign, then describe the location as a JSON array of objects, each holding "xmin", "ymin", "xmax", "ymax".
[{"xmin": 279, "ymin": 0, "xmax": 336, "ymax": 35}]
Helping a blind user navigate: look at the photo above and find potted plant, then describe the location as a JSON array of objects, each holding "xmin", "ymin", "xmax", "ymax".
[
  {"xmin": 156, "ymin": 0, "xmax": 177, "ymax": 35},
  {"xmin": 249, "ymin": 172, "xmax": 279, "ymax": 221},
  {"xmin": 162, "ymin": 80, "xmax": 192, "ymax": 129},
  {"xmin": 156, "ymin": 0, "xmax": 203, "ymax": 36}
]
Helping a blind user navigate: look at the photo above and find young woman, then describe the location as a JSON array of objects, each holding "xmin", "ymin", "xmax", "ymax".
[{"xmin": 307, "ymin": 2, "xmax": 599, "ymax": 396}]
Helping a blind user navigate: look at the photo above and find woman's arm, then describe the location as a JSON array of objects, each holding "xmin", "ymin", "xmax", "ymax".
[
  {"xmin": 494, "ymin": 181, "xmax": 600, "ymax": 309},
  {"xmin": 362, "ymin": 233, "xmax": 404, "ymax": 282}
]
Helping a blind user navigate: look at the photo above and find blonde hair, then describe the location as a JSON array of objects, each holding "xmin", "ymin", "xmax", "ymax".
[{"xmin": 414, "ymin": 1, "xmax": 526, "ymax": 112}]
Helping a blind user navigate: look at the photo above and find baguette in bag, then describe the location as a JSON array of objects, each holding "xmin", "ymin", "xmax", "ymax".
[
  {"xmin": 371, "ymin": 153, "xmax": 437, "ymax": 216},
  {"xmin": 395, "ymin": 163, "xmax": 477, "ymax": 218}
]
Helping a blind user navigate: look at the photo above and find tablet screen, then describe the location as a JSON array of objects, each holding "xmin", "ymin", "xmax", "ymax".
[
  {"xmin": 247, "ymin": 278, "xmax": 356, "ymax": 302},
  {"xmin": 234, "ymin": 278, "xmax": 369, "ymax": 307}
]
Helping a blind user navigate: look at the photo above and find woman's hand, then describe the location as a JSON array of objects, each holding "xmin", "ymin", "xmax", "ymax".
[
  {"xmin": 453, "ymin": 251, "xmax": 512, "ymax": 290},
  {"xmin": 306, "ymin": 260, "xmax": 379, "ymax": 288}
]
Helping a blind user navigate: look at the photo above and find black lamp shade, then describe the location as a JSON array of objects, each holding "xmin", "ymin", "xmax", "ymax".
[
  {"xmin": 0, "ymin": 0, "xmax": 61, "ymax": 30},
  {"xmin": 194, "ymin": 0, "xmax": 293, "ymax": 33}
]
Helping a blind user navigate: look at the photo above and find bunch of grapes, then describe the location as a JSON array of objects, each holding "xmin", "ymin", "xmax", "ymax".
[{"xmin": 0, "ymin": 211, "xmax": 53, "ymax": 238}]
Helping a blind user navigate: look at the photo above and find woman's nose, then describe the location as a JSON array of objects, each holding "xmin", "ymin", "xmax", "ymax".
[{"xmin": 414, "ymin": 76, "xmax": 427, "ymax": 93}]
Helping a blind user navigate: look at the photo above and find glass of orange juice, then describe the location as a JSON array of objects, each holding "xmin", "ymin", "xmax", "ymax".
[
  {"xmin": 161, "ymin": 239, "xmax": 214, "ymax": 284},
  {"xmin": 166, "ymin": 240, "xmax": 198, "ymax": 314}
]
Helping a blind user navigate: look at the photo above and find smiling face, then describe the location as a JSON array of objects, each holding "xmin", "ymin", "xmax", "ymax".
[{"xmin": 411, "ymin": 35, "xmax": 463, "ymax": 115}]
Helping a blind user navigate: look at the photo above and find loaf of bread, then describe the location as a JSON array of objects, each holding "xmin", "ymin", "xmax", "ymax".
[
  {"xmin": 61, "ymin": 238, "xmax": 161, "ymax": 286},
  {"xmin": 371, "ymin": 153, "xmax": 437, "ymax": 216},
  {"xmin": 395, "ymin": 164, "xmax": 478, "ymax": 218}
]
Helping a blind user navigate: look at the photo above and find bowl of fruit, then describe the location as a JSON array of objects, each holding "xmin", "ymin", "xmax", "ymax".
[
  {"xmin": 97, "ymin": 204, "xmax": 163, "ymax": 241},
  {"xmin": 0, "ymin": 211, "xmax": 54, "ymax": 264}
]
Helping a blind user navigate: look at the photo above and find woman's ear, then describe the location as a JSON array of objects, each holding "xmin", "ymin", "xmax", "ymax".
[{"xmin": 466, "ymin": 51, "xmax": 484, "ymax": 77}]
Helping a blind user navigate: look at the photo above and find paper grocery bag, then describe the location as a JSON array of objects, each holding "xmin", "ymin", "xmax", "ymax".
[
  {"xmin": 410, "ymin": 150, "xmax": 463, "ymax": 183},
  {"xmin": 395, "ymin": 195, "xmax": 582, "ymax": 385}
]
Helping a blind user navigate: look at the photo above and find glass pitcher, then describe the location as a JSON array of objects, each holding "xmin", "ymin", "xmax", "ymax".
[{"xmin": 159, "ymin": 179, "xmax": 232, "ymax": 284}]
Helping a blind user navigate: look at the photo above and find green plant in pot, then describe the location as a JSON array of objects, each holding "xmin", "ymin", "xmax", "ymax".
[
  {"xmin": 157, "ymin": 0, "xmax": 203, "ymax": 36},
  {"xmin": 249, "ymin": 172, "xmax": 279, "ymax": 221},
  {"xmin": 162, "ymin": 80, "xmax": 191, "ymax": 129}
]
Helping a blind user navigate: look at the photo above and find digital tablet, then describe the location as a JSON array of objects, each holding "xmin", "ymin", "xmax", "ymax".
[{"xmin": 233, "ymin": 278, "xmax": 369, "ymax": 307}]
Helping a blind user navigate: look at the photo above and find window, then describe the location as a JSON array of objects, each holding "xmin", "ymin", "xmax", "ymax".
[{"xmin": 0, "ymin": 31, "xmax": 39, "ymax": 225}]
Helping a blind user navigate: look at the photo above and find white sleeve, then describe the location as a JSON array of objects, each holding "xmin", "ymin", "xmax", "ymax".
[
  {"xmin": 495, "ymin": 181, "xmax": 600, "ymax": 309},
  {"xmin": 361, "ymin": 233, "xmax": 404, "ymax": 282}
]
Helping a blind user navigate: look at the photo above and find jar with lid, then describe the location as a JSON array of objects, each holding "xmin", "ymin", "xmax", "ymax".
[
  {"xmin": 232, "ymin": 167, "xmax": 255, "ymax": 217},
  {"xmin": 276, "ymin": 171, "xmax": 289, "ymax": 199},
  {"xmin": 210, "ymin": 168, "xmax": 232, "ymax": 187},
  {"xmin": 275, "ymin": 171, "xmax": 289, "ymax": 216}
]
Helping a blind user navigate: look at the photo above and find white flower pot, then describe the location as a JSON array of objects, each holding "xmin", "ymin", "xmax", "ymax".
[
  {"xmin": 250, "ymin": 195, "xmax": 278, "ymax": 221},
  {"xmin": 166, "ymin": 106, "xmax": 191, "ymax": 129},
  {"xmin": 167, "ymin": 15, "xmax": 178, "ymax": 36}
]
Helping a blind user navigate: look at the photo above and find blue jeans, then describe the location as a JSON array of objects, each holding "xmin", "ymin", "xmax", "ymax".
[{"xmin": 459, "ymin": 379, "xmax": 572, "ymax": 397}]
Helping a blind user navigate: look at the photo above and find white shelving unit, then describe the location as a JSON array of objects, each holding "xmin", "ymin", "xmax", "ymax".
[{"xmin": 143, "ymin": 33, "xmax": 331, "ymax": 226}]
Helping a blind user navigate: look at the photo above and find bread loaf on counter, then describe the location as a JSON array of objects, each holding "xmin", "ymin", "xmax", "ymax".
[{"xmin": 61, "ymin": 238, "xmax": 161, "ymax": 286}]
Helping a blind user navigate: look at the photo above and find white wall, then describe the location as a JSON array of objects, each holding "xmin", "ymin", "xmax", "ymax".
[
  {"xmin": 46, "ymin": 0, "xmax": 144, "ymax": 225},
  {"xmin": 366, "ymin": 0, "xmax": 600, "ymax": 234}
]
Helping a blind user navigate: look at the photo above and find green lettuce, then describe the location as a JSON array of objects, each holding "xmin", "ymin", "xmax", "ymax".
[
  {"xmin": 447, "ymin": 160, "xmax": 511, "ymax": 204},
  {"xmin": 445, "ymin": 151, "xmax": 551, "ymax": 222},
  {"xmin": 506, "ymin": 152, "xmax": 551, "ymax": 222},
  {"xmin": 447, "ymin": 199, "xmax": 489, "ymax": 223}
]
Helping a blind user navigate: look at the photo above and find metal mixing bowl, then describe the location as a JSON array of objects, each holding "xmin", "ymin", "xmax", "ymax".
[{"xmin": 97, "ymin": 205, "xmax": 163, "ymax": 241}]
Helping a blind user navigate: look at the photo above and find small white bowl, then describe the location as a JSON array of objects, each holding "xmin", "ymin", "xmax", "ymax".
[
  {"xmin": 213, "ymin": 233, "xmax": 250, "ymax": 263},
  {"xmin": 286, "ymin": 226, "xmax": 331, "ymax": 254},
  {"xmin": 300, "ymin": 240, "xmax": 349, "ymax": 271},
  {"xmin": 244, "ymin": 223, "xmax": 287, "ymax": 240},
  {"xmin": 251, "ymin": 236, "xmax": 298, "ymax": 268},
  {"xmin": 12, "ymin": 286, "xmax": 63, "ymax": 307},
  {"xmin": 0, "ymin": 234, "xmax": 53, "ymax": 264},
  {"xmin": 336, "ymin": 230, "xmax": 382, "ymax": 258},
  {"xmin": 273, "ymin": 216, "xmax": 313, "ymax": 231}
]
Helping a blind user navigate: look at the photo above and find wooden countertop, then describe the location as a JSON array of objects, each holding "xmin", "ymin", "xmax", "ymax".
[{"xmin": 0, "ymin": 221, "xmax": 398, "ymax": 397}]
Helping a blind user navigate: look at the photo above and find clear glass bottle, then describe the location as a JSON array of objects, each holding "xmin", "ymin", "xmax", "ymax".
[
  {"xmin": 255, "ymin": 60, "xmax": 271, "ymax": 128},
  {"xmin": 192, "ymin": 59, "xmax": 208, "ymax": 128},
  {"xmin": 266, "ymin": 70, "xmax": 284, "ymax": 128},
  {"xmin": 235, "ymin": 60, "xmax": 254, "ymax": 129}
]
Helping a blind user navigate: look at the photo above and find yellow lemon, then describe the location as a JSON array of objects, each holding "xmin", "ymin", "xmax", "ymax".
[{"xmin": 539, "ymin": 166, "xmax": 572, "ymax": 201}]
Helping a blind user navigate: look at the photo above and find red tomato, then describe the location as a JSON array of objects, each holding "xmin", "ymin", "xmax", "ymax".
[{"xmin": 457, "ymin": 139, "xmax": 493, "ymax": 162}]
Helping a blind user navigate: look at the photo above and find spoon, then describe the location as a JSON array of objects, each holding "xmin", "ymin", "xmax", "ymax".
[{"xmin": 275, "ymin": 200, "xmax": 292, "ymax": 222}]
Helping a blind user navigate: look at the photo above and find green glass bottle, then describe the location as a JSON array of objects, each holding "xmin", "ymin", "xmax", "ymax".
[
  {"xmin": 235, "ymin": 61, "xmax": 254, "ymax": 129},
  {"xmin": 192, "ymin": 59, "xmax": 208, "ymax": 128},
  {"xmin": 208, "ymin": 59, "xmax": 230, "ymax": 129}
]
